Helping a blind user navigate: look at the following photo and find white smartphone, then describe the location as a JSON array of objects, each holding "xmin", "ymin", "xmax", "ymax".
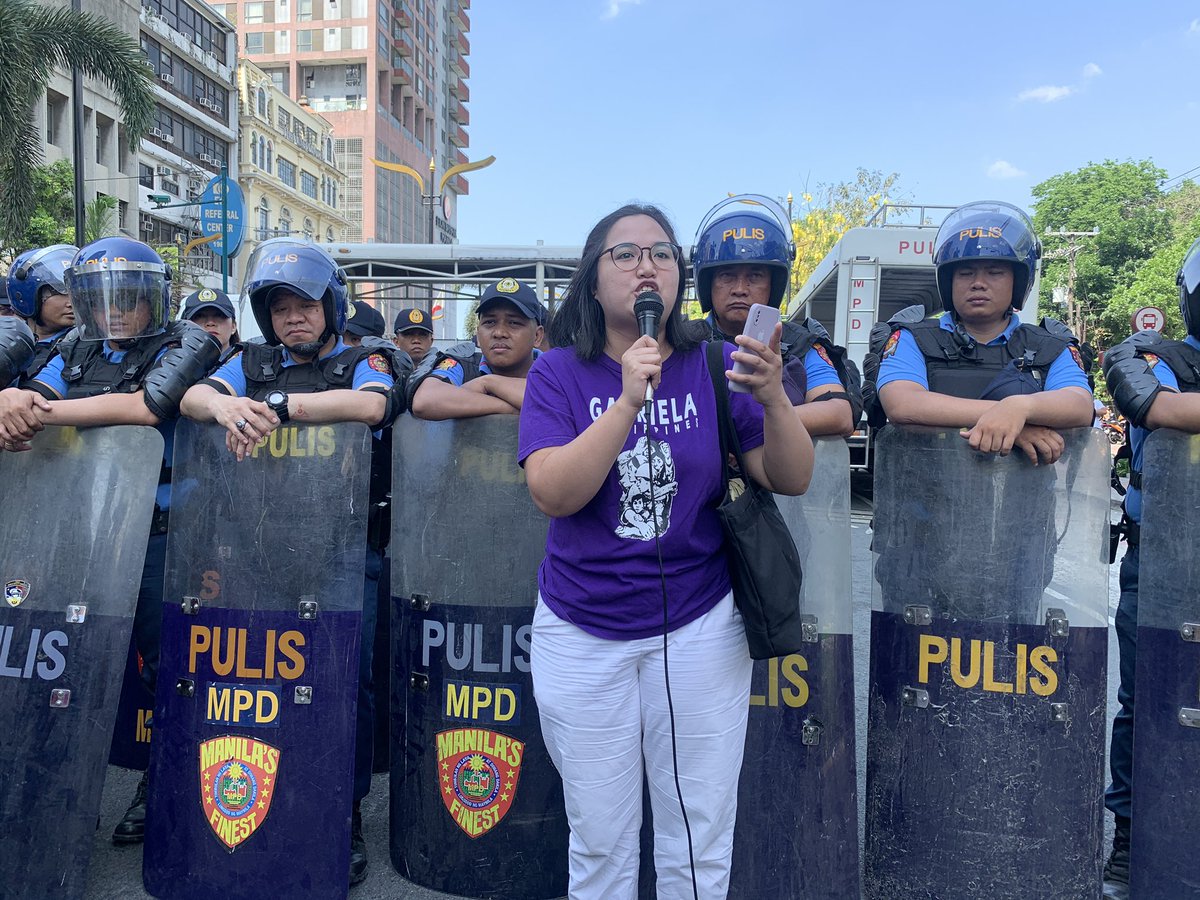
[{"xmin": 728, "ymin": 303, "xmax": 782, "ymax": 393}]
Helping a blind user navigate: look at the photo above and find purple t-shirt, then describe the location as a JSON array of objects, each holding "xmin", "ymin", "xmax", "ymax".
[{"xmin": 518, "ymin": 342, "xmax": 765, "ymax": 640}]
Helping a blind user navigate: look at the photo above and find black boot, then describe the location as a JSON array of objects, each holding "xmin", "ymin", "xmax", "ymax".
[
  {"xmin": 112, "ymin": 771, "xmax": 149, "ymax": 845},
  {"xmin": 1103, "ymin": 815, "xmax": 1130, "ymax": 899},
  {"xmin": 349, "ymin": 802, "xmax": 368, "ymax": 886}
]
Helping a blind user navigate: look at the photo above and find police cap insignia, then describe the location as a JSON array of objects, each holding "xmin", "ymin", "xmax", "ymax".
[
  {"xmin": 409, "ymin": 309, "xmax": 424, "ymax": 324},
  {"xmin": 199, "ymin": 288, "xmax": 216, "ymax": 301},
  {"xmin": 496, "ymin": 278, "xmax": 520, "ymax": 294},
  {"xmin": 346, "ymin": 302, "xmax": 357, "ymax": 319},
  {"xmin": 882, "ymin": 330, "xmax": 901, "ymax": 360},
  {"xmin": 368, "ymin": 353, "xmax": 390, "ymax": 373}
]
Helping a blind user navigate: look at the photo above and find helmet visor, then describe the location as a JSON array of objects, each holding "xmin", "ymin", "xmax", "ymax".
[
  {"xmin": 694, "ymin": 193, "xmax": 791, "ymax": 244},
  {"xmin": 935, "ymin": 201, "xmax": 1038, "ymax": 264},
  {"xmin": 242, "ymin": 240, "xmax": 335, "ymax": 303},
  {"xmin": 1181, "ymin": 236, "xmax": 1200, "ymax": 297},
  {"xmin": 20, "ymin": 246, "xmax": 73, "ymax": 294},
  {"xmin": 68, "ymin": 263, "xmax": 166, "ymax": 341}
]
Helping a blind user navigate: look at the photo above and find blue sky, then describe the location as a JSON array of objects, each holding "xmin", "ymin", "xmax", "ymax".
[{"xmin": 456, "ymin": 0, "xmax": 1200, "ymax": 247}]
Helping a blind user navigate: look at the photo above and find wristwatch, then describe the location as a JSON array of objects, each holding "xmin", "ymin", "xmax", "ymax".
[{"xmin": 265, "ymin": 390, "xmax": 290, "ymax": 423}]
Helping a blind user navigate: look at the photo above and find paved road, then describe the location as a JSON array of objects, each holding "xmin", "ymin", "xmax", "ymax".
[{"xmin": 85, "ymin": 520, "xmax": 1125, "ymax": 899}]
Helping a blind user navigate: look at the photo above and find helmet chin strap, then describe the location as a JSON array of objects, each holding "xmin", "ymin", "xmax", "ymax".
[{"xmin": 287, "ymin": 325, "xmax": 335, "ymax": 360}]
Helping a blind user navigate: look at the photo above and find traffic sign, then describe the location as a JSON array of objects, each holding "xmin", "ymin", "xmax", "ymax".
[
  {"xmin": 1132, "ymin": 306, "xmax": 1166, "ymax": 333},
  {"xmin": 198, "ymin": 174, "xmax": 247, "ymax": 258}
]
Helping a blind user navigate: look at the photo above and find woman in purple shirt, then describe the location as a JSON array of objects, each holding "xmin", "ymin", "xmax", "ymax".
[{"xmin": 519, "ymin": 204, "xmax": 812, "ymax": 898}]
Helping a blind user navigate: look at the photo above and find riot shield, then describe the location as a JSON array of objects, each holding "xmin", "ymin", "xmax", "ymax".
[
  {"xmin": 728, "ymin": 438, "xmax": 857, "ymax": 898},
  {"xmin": 865, "ymin": 426, "xmax": 1110, "ymax": 899},
  {"xmin": 391, "ymin": 415, "xmax": 568, "ymax": 899},
  {"xmin": 108, "ymin": 638, "xmax": 152, "ymax": 769},
  {"xmin": 1130, "ymin": 429, "xmax": 1200, "ymax": 898},
  {"xmin": 0, "ymin": 424, "xmax": 162, "ymax": 899},
  {"xmin": 143, "ymin": 421, "xmax": 370, "ymax": 900}
]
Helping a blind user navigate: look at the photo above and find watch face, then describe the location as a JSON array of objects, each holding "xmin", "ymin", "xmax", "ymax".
[{"xmin": 267, "ymin": 391, "xmax": 286, "ymax": 406}]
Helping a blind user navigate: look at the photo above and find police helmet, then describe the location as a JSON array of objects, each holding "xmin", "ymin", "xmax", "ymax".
[
  {"xmin": 692, "ymin": 194, "xmax": 795, "ymax": 312},
  {"xmin": 66, "ymin": 237, "xmax": 170, "ymax": 341},
  {"xmin": 242, "ymin": 239, "xmax": 347, "ymax": 345},
  {"xmin": 7, "ymin": 244, "xmax": 77, "ymax": 320},
  {"xmin": 1179, "ymin": 235, "xmax": 1200, "ymax": 338},
  {"xmin": 933, "ymin": 201, "xmax": 1040, "ymax": 314}
]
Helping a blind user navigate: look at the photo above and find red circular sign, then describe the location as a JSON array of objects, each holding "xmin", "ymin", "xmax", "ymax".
[{"xmin": 1132, "ymin": 306, "xmax": 1166, "ymax": 333}]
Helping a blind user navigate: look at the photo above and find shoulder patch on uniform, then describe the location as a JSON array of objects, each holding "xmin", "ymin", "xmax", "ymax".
[
  {"xmin": 367, "ymin": 353, "xmax": 390, "ymax": 373},
  {"xmin": 814, "ymin": 344, "xmax": 833, "ymax": 366},
  {"xmin": 882, "ymin": 331, "xmax": 901, "ymax": 360},
  {"xmin": 1068, "ymin": 345, "xmax": 1085, "ymax": 370},
  {"xmin": 1143, "ymin": 352, "xmax": 1160, "ymax": 369},
  {"xmin": 436, "ymin": 358, "xmax": 458, "ymax": 371}
]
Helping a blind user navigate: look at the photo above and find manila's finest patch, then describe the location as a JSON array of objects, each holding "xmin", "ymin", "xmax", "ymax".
[
  {"xmin": 436, "ymin": 727, "xmax": 524, "ymax": 839},
  {"xmin": 367, "ymin": 353, "xmax": 390, "ymax": 373},
  {"xmin": 881, "ymin": 330, "xmax": 901, "ymax": 360},
  {"xmin": 199, "ymin": 735, "xmax": 280, "ymax": 851},
  {"xmin": 4, "ymin": 579, "xmax": 30, "ymax": 607}
]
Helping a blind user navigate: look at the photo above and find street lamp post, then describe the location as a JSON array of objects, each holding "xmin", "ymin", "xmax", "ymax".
[{"xmin": 370, "ymin": 153, "xmax": 496, "ymax": 244}]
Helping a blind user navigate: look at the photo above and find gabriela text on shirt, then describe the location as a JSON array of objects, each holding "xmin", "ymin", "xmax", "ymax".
[{"xmin": 588, "ymin": 393, "xmax": 700, "ymax": 434}]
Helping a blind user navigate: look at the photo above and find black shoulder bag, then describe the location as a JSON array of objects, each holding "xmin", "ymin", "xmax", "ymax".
[{"xmin": 705, "ymin": 341, "xmax": 805, "ymax": 660}]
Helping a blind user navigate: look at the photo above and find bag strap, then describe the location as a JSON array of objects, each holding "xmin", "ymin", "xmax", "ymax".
[{"xmin": 705, "ymin": 341, "xmax": 749, "ymax": 479}]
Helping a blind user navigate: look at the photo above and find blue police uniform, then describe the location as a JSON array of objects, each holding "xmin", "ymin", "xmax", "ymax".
[
  {"xmin": 876, "ymin": 313, "xmax": 1091, "ymax": 394},
  {"xmin": 426, "ymin": 348, "xmax": 542, "ymax": 387},
  {"xmin": 207, "ymin": 337, "xmax": 393, "ymax": 806},
  {"xmin": 1105, "ymin": 339, "xmax": 1193, "ymax": 824}
]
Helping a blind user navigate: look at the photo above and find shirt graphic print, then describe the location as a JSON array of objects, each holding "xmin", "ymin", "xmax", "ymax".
[{"xmin": 615, "ymin": 436, "xmax": 677, "ymax": 541}]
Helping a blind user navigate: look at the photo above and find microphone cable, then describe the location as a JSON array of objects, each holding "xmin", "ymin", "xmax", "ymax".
[{"xmin": 644, "ymin": 400, "xmax": 700, "ymax": 900}]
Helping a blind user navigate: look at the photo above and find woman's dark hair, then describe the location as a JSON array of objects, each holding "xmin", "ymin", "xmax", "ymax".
[{"xmin": 550, "ymin": 203, "xmax": 705, "ymax": 360}]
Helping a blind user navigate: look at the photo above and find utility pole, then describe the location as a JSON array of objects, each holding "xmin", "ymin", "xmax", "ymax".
[{"xmin": 1044, "ymin": 227, "xmax": 1099, "ymax": 344}]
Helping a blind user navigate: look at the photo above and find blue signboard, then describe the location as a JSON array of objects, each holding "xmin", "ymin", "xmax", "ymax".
[{"xmin": 199, "ymin": 174, "xmax": 247, "ymax": 258}]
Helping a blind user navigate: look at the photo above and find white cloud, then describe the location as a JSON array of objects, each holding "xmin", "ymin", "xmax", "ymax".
[
  {"xmin": 1017, "ymin": 84, "xmax": 1074, "ymax": 103},
  {"xmin": 1189, "ymin": 18, "xmax": 1200, "ymax": 33},
  {"xmin": 987, "ymin": 160, "xmax": 1027, "ymax": 179},
  {"xmin": 1082, "ymin": 62, "xmax": 1102, "ymax": 78},
  {"xmin": 603, "ymin": 0, "xmax": 642, "ymax": 18}
]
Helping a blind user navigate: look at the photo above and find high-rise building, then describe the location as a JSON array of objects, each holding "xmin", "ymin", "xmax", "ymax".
[
  {"xmin": 218, "ymin": 0, "xmax": 471, "ymax": 245},
  {"xmin": 137, "ymin": 0, "xmax": 240, "ymax": 290}
]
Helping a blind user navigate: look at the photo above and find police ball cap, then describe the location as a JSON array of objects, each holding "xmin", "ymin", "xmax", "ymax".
[{"xmin": 477, "ymin": 278, "xmax": 544, "ymax": 324}]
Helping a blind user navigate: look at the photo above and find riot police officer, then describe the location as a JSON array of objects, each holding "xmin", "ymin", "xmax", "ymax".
[
  {"xmin": 6, "ymin": 244, "xmax": 77, "ymax": 382},
  {"xmin": 693, "ymin": 195, "xmax": 859, "ymax": 435},
  {"xmin": 408, "ymin": 278, "xmax": 543, "ymax": 419},
  {"xmin": 180, "ymin": 238, "xmax": 401, "ymax": 885},
  {"xmin": 2, "ymin": 237, "xmax": 220, "ymax": 842},
  {"xmin": 872, "ymin": 200, "xmax": 1093, "ymax": 459},
  {"xmin": 1100, "ymin": 235, "xmax": 1200, "ymax": 897}
]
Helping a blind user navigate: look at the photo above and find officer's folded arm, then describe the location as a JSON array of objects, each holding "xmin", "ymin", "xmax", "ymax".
[
  {"xmin": 879, "ymin": 380, "xmax": 1092, "ymax": 429},
  {"xmin": 180, "ymin": 382, "xmax": 277, "ymax": 441},
  {"xmin": 463, "ymin": 374, "xmax": 528, "ymax": 411},
  {"xmin": 1144, "ymin": 388, "xmax": 1200, "ymax": 431},
  {"xmin": 288, "ymin": 387, "xmax": 386, "ymax": 426},
  {"xmin": 41, "ymin": 391, "xmax": 162, "ymax": 427},
  {"xmin": 795, "ymin": 387, "xmax": 854, "ymax": 437},
  {"xmin": 410, "ymin": 376, "xmax": 518, "ymax": 420}
]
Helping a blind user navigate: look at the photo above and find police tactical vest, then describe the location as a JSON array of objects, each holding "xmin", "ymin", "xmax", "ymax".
[
  {"xmin": 404, "ymin": 339, "xmax": 483, "ymax": 408},
  {"xmin": 22, "ymin": 334, "xmax": 68, "ymax": 385},
  {"xmin": 239, "ymin": 341, "xmax": 374, "ymax": 401},
  {"xmin": 1139, "ymin": 339, "xmax": 1200, "ymax": 394},
  {"xmin": 57, "ymin": 324, "xmax": 184, "ymax": 399}
]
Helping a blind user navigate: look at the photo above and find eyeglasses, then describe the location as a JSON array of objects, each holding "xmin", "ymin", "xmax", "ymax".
[{"xmin": 602, "ymin": 242, "xmax": 681, "ymax": 272}]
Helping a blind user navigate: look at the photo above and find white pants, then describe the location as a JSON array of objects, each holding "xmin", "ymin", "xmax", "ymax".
[{"xmin": 531, "ymin": 593, "xmax": 752, "ymax": 900}]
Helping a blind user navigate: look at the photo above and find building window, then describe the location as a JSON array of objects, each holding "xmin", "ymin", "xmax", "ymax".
[
  {"xmin": 326, "ymin": 226, "xmax": 334, "ymax": 242},
  {"xmin": 139, "ymin": 163, "xmax": 154, "ymax": 188},
  {"xmin": 251, "ymin": 131, "xmax": 258, "ymax": 166},
  {"xmin": 297, "ymin": 29, "xmax": 313, "ymax": 51},
  {"xmin": 302, "ymin": 217, "xmax": 313, "ymax": 239},
  {"xmin": 257, "ymin": 197, "xmax": 270, "ymax": 239},
  {"xmin": 279, "ymin": 207, "xmax": 292, "ymax": 236},
  {"xmin": 257, "ymin": 87, "xmax": 267, "ymax": 117},
  {"xmin": 244, "ymin": 2, "xmax": 264, "ymax": 22},
  {"xmin": 277, "ymin": 157, "xmax": 296, "ymax": 187},
  {"xmin": 300, "ymin": 171, "xmax": 317, "ymax": 199},
  {"xmin": 298, "ymin": 0, "xmax": 312, "ymax": 20},
  {"xmin": 245, "ymin": 32, "xmax": 264, "ymax": 53}
]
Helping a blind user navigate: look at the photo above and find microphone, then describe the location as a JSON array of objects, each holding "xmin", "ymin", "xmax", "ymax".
[{"xmin": 634, "ymin": 291, "xmax": 663, "ymax": 405}]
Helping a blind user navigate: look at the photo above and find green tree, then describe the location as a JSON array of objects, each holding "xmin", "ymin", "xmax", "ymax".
[
  {"xmin": 789, "ymin": 169, "xmax": 906, "ymax": 311},
  {"xmin": 1031, "ymin": 159, "xmax": 1171, "ymax": 346},
  {"xmin": 0, "ymin": 0, "xmax": 155, "ymax": 248},
  {"xmin": 17, "ymin": 159, "xmax": 76, "ymax": 254},
  {"xmin": 84, "ymin": 195, "xmax": 117, "ymax": 244}
]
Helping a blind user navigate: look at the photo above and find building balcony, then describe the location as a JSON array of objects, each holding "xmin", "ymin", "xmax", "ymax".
[
  {"xmin": 391, "ymin": 56, "xmax": 413, "ymax": 85},
  {"xmin": 456, "ymin": 31, "xmax": 469, "ymax": 55},
  {"xmin": 454, "ymin": 6, "xmax": 469, "ymax": 32},
  {"xmin": 449, "ymin": 124, "xmax": 467, "ymax": 148},
  {"xmin": 450, "ymin": 76, "xmax": 469, "ymax": 101},
  {"xmin": 459, "ymin": 0, "xmax": 469, "ymax": 10},
  {"xmin": 450, "ymin": 99, "xmax": 468, "ymax": 126},
  {"xmin": 451, "ymin": 50, "xmax": 469, "ymax": 78},
  {"xmin": 394, "ymin": 4, "xmax": 412, "ymax": 26},
  {"xmin": 453, "ymin": 148, "xmax": 467, "ymax": 167},
  {"xmin": 394, "ymin": 29, "xmax": 414, "ymax": 55},
  {"xmin": 452, "ymin": 174, "xmax": 468, "ymax": 195}
]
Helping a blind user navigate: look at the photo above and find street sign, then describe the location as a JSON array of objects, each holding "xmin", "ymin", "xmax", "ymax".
[
  {"xmin": 198, "ymin": 174, "xmax": 247, "ymax": 259},
  {"xmin": 1132, "ymin": 306, "xmax": 1166, "ymax": 333}
]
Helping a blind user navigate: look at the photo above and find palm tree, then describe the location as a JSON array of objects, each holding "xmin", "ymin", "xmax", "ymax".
[{"xmin": 0, "ymin": 0, "xmax": 155, "ymax": 248}]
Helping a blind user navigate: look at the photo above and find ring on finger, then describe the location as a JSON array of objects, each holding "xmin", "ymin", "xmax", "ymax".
[{"xmin": 235, "ymin": 419, "xmax": 248, "ymax": 432}]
